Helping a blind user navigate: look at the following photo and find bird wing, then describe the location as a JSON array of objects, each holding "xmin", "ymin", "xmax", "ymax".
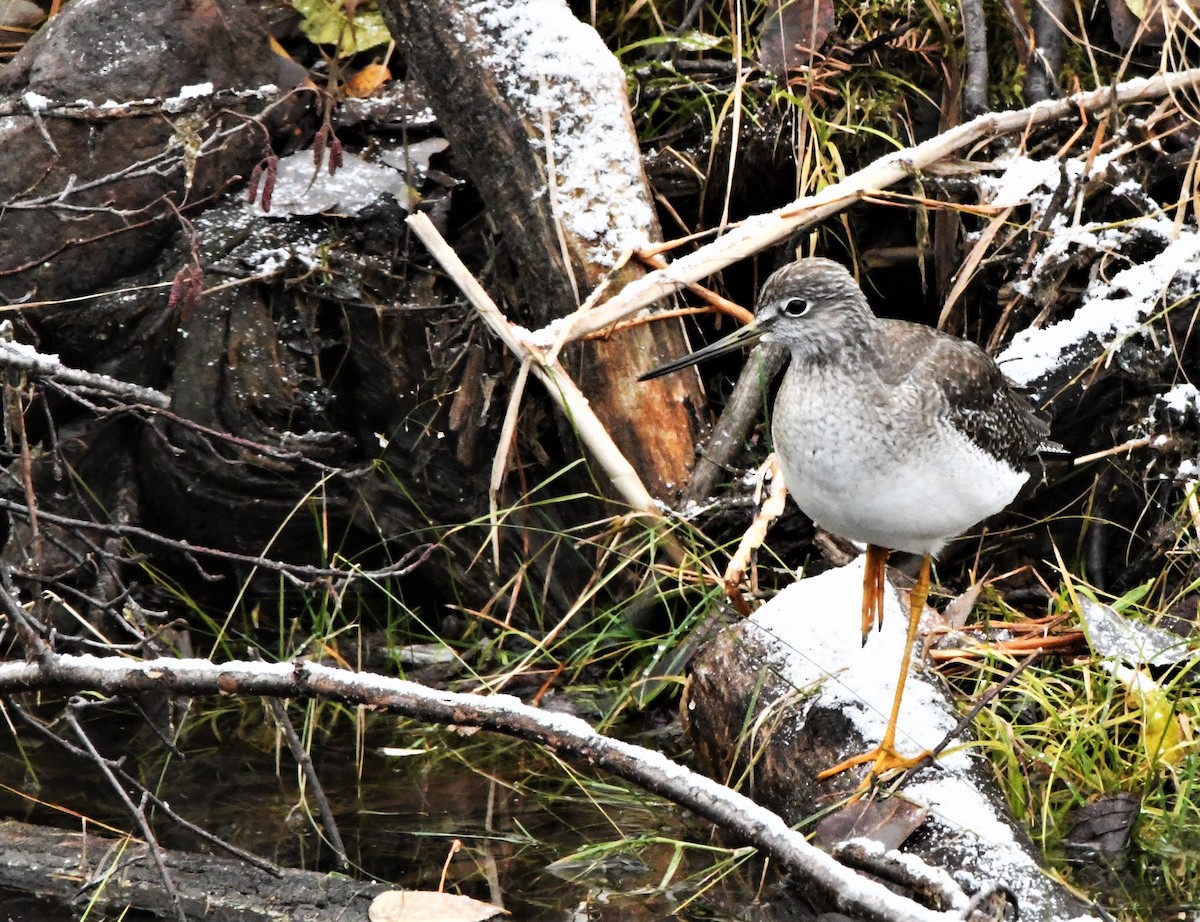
[{"xmin": 874, "ymin": 319, "xmax": 1051, "ymax": 469}]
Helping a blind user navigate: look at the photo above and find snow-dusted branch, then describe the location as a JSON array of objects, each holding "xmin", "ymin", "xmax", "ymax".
[
  {"xmin": 0, "ymin": 337, "xmax": 170, "ymax": 408},
  {"xmin": 0, "ymin": 652, "xmax": 961, "ymax": 922},
  {"xmin": 556, "ymin": 66, "xmax": 1200, "ymax": 343}
]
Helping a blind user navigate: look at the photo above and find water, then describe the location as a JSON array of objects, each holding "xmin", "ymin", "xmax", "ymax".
[{"xmin": 0, "ymin": 713, "xmax": 781, "ymax": 921}]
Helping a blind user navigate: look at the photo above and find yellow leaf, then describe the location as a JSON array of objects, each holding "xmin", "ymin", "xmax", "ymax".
[
  {"xmin": 345, "ymin": 63, "xmax": 392, "ymax": 98},
  {"xmin": 291, "ymin": 0, "xmax": 392, "ymax": 56},
  {"xmin": 1141, "ymin": 685, "xmax": 1183, "ymax": 765}
]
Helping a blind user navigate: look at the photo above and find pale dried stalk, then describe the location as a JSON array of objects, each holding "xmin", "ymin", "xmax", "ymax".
[
  {"xmin": 405, "ymin": 212, "xmax": 660, "ymax": 518},
  {"xmin": 555, "ymin": 67, "xmax": 1200, "ymax": 344}
]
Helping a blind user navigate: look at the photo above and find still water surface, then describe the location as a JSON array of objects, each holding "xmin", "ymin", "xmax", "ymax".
[{"xmin": 0, "ymin": 714, "xmax": 793, "ymax": 920}]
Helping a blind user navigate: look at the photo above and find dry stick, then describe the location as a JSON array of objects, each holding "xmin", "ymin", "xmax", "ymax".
[
  {"xmin": 1073, "ymin": 435, "xmax": 1154, "ymax": 465},
  {"xmin": 683, "ymin": 344, "xmax": 787, "ymax": 504},
  {"xmin": 637, "ymin": 250, "xmax": 753, "ymax": 324},
  {"xmin": 0, "ymin": 653, "xmax": 962, "ymax": 922},
  {"xmin": 551, "ymin": 67, "xmax": 1200, "ymax": 346},
  {"xmin": 489, "ymin": 356, "xmax": 532, "ymax": 570},
  {"xmin": 266, "ymin": 697, "xmax": 349, "ymax": 870},
  {"xmin": 405, "ymin": 211, "xmax": 661, "ymax": 519}
]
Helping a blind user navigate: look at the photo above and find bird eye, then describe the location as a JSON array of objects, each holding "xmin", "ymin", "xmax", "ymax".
[{"xmin": 783, "ymin": 298, "xmax": 809, "ymax": 317}]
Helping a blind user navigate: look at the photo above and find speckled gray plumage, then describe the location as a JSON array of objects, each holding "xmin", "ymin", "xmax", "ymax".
[
  {"xmin": 756, "ymin": 258, "xmax": 1048, "ymax": 554},
  {"xmin": 758, "ymin": 258, "xmax": 1048, "ymax": 471},
  {"xmin": 638, "ymin": 256, "xmax": 1052, "ymax": 555}
]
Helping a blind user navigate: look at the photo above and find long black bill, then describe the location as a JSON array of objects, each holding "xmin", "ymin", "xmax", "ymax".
[{"xmin": 637, "ymin": 321, "xmax": 764, "ymax": 381}]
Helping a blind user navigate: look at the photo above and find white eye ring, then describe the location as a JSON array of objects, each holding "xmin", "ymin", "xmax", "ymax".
[{"xmin": 783, "ymin": 298, "xmax": 809, "ymax": 317}]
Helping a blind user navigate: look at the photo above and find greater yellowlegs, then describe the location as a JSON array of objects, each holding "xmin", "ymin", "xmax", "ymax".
[{"xmin": 641, "ymin": 257, "xmax": 1051, "ymax": 783}]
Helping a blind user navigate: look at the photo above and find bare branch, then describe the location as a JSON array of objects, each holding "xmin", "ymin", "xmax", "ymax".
[
  {"xmin": 0, "ymin": 337, "xmax": 170, "ymax": 408},
  {"xmin": 0, "ymin": 651, "xmax": 963, "ymax": 922},
  {"xmin": 0, "ymin": 497, "xmax": 436, "ymax": 585}
]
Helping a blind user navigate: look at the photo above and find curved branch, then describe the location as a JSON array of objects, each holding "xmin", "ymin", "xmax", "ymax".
[{"xmin": 0, "ymin": 652, "xmax": 961, "ymax": 922}]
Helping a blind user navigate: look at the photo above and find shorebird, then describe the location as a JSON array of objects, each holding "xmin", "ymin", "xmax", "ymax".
[{"xmin": 640, "ymin": 257, "xmax": 1051, "ymax": 783}]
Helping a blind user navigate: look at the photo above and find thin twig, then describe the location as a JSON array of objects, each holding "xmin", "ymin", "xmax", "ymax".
[
  {"xmin": 892, "ymin": 649, "xmax": 1041, "ymax": 792},
  {"xmin": 0, "ymin": 339, "xmax": 169, "ymax": 408},
  {"xmin": 63, "ymin": 704, "xmax": 187, "ymax": 922},
  {"xmin": 266, "ymin": 697, "xmax": 349, "ymax": 870},
  {"xmin": 6, "ymin": 697, "xmax": 283, "ymax": 876},
  {"xmin": 0, "ymin": 496, "xmax": 436, "ymax": 585}
]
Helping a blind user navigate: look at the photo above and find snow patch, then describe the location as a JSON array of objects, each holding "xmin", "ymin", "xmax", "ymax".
[
  {"xmin": 458, "ymin": 0, "xmax": 654, "ymax": 267},
  {"xmin": 999, "ymin": 230, "xmax": 1200, "ymax": 386},
  {"xmin": 748, "ymin": 558, "xmax": 965, "ymax": 764},
  {"xmin": 743, "ymin": 559, "xmax": 1100, "ymax": 917},
  {"xmin": 1158, "ymin": 382, "xmax": 1200, "ymax": 416},
  {"xmin": 248, "ymin": 149, "xmax": 412, "ymax": 218},
  {"xmin": 164, "ymin": 81, "xmax": 215, "ymax": 113},
  {"xmin": 22, "ymin": 92, "xmax": 51, "ymax": 113}
]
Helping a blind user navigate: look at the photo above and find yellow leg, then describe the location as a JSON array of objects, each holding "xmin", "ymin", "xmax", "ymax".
[
  {"xmin": 861, "ymin": 544, "xmax": 888, "ymax": 643},
  {"xmin": 818, "ymin": 554, "xmax": 933, "ymax": 786}
]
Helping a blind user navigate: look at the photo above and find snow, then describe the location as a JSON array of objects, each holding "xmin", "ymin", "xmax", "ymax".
[
  {"xmin": 998, "ymin": 229, "xmax": 1200, "ymax": 386},
  {"xmin": 980, "ymin": 152, "xmax": 1065, "ymax": 208},
  {"xmin": 972, "ymin": 151, "xmax": 1200, "ymax": 388},
  {"xmin": 163, "ymin": 82, "xmax": 214, "ymax": 113},
  {"xmin": 459, "ymin": 0, "xmax": 655, "ymax": 267},
  {"xmin": 22, "ymin": 92, "xmax": 51, "ymax": 112},
  {"xmin": 247, "ymin": 149, "xmax": 413, "ymax": 218},
  {"xmin": 742, "ymin": 559, "xmax": 1099, "ymax": 917},
  {"xmin": 1158, "ymin": 382, "xmax": 1200, "ymax": 416},
  {"xmin": 748, "ymin": 558, "xmax": 966, "ymax": 764}
]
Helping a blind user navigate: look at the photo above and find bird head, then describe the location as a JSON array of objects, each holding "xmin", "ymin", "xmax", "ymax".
[{"xmin": 638, "ymin": 257, "xmax": 873, "ymax": 381}]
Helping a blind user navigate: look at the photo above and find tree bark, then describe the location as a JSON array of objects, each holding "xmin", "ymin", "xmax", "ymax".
[{"xmin": 377, "ymin": 0, "xmax": 706, "ymax": 499}]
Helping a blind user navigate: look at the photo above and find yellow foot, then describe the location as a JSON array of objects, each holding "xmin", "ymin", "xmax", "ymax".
[{"xmin": 816, "ymin": 744, "xmax": 931, "ymax": 788}]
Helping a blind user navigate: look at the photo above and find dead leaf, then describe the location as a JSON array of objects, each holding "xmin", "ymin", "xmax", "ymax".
[
  {"xmin": 939, "ymin": 580, "xmax": 984, "ymax": 631},
  {"xmin": 368, "ymin": 890, "xmax": 507, "ymax": 922},
  {"xmin": 1064, "ymin": 792, "xmax": 1141, "ymax": 855},
  {"xmin": 345, "ymin": 63, "xmax": 393, "ymax": 98},
  {"xmin": 814, "ymin": 795, "xmax": 929, "ymax": 851},
  {"xmin": 757, "ymin": 0, "xmax": 836, "ymax": 75}
]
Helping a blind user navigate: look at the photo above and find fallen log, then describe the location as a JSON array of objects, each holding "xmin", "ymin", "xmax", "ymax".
[
  {"xmin": 683, "ymin": 558, "xmax": 1098, "ymax": 920},
  {"xmin": 0, "ymin": 818, "xmax": 386, "ymax": 922}
]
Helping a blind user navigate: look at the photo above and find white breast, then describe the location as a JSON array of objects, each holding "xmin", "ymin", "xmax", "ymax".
[{"xmin": 771, "ymin": 367, "xmax": 1029, "ymax": 556}]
